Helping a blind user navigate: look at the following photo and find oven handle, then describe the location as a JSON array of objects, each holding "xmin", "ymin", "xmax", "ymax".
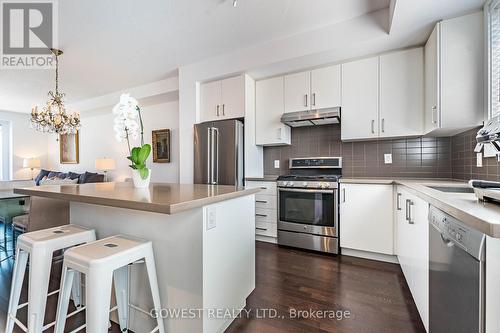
[{"xmin": 278, "ymin": 188, "xmax": 334, "ymax": 194}]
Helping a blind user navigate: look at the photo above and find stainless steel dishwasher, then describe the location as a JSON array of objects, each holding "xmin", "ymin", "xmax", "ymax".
[{"xmin": 429, "ymin": 206, "xmax": 486, "ymax": 333}]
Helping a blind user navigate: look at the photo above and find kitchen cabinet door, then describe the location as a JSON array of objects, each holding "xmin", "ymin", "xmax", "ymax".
[
  {"xmin": 311, "ymin": 65, "xmax": 341, "ymax": 110},
  {"xmin": 380, "ymin": 48, "xmax": 424, "ymax": 138},
  {"xmin": 255, "ymin": 77, "xmax": 291, "ymax": 146},
  {"xmin": 341, "ymin": 57, "xmax": 379, "ymax": 140},
  {"xmin": 284, "ymin": 71, "xmax": 311, "ymax": 113},
  {"xmin": 424, "ymin": 24, "xmax": 440, "ymax": 133},
  {"xmin": 408, "ymin": 194, "xmax": 429, "ymax": 331},
  {"xmin": 200, "ymin": 80, "xmax": 222, "ymax": 122},
  {"xmin": 221, "ymin": 75, "xmax": 245, "ymax": 120},
  {"xmin": 340, "ymin": 183, "xmax": 394, "ymax": 254},
  {"xmin": 395, "ymin": 189, "xmax": 412, "ymax": 284}
]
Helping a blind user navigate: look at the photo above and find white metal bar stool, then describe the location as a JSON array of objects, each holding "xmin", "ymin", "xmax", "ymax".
[
  {"xmin": 6, "ymin": 225, "xmax": 96, "ymax": 333},
  {"xmin": 54, "ymin": 235, "xmax": 165, "ymax": 333}
]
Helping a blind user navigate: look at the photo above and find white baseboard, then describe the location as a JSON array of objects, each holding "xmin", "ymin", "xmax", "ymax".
[
  {"xmin": 340, "ymin": 248, "xmax": 399, "ymax": 264},
  {"xmin": 256, "ymin": 235, "xmax": 277, "ymax": 244}
]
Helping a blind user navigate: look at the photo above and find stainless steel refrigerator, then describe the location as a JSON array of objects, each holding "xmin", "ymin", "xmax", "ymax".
[{"xmin": 194, "ymin": 119, "xmax": 244, "ymax": 186}]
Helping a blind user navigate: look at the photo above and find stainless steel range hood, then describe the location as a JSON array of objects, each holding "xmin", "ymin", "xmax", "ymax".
[{"xmin": 280, "ymin": 107, "xmax": 340, "ymax": 127}]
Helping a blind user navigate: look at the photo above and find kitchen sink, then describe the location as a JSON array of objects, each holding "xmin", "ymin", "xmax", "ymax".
[{"xmin": 427, "ymin": 186, "xmax": 475, "ymax": 194}]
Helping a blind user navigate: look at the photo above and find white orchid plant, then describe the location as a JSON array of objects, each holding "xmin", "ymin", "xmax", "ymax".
[{"xmin": 113, "ymin": 94, "xmax": 151, "ymax": 179}]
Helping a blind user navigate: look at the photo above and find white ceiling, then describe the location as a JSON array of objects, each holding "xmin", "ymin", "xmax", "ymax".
[{"xmin": 0, "ymin": 0, "xmax": 390, "ymax": 113}]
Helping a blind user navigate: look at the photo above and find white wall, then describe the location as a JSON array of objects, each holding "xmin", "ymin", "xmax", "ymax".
[
  {"xmin": 0, "ymin": 110, "xmax": 49, "ymax": 180},
  {"xmin": 46, "ymin": 101, "xmax": 179, "ymax": 182}
]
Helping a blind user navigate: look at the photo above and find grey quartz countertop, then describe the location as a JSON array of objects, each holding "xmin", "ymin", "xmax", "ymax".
[
  {"xmin": 340, "ymin": 178, "xmax": 500, "ymax": 238},
  {"xmin": 14, "ymin": 182, "xmax": 260, "ymax": 215}
]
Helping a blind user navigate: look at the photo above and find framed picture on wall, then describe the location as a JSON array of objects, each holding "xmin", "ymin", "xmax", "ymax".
[
  {"xmin": 59, "ymin": 131, "xmax": 79, "ymax": 164},
  {"xmin": 152, "ymin": 129, "xmax": 170, "ymax": 163}
]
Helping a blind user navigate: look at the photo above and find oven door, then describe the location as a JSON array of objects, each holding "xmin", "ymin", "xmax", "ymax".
[{"xmin": 278, "ymin": 187, "xmax": 337, "ymax": 237}]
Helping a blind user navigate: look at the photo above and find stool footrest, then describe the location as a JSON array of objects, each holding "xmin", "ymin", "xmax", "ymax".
[{"xmin": 9, "ymin": 314, "xmax": 28, "ymax": 333}]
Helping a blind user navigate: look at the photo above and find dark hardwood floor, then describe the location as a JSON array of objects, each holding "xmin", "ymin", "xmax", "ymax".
[
  {"xmin": 225, "ymin": 241, "xmax": 426, "ymax": 333},
  {"xmin": 1, "ymin": 228, "xmax": 425, "ymax": 333}
]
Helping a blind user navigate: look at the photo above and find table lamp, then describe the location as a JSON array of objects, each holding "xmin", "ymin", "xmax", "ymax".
[
  {"xmin": 23, "ymin": 158, "xmax": 41, "ymax": 180},
  {"xmin": 95, "ymin": 158, "xmax": 116, "ymax": 182}
]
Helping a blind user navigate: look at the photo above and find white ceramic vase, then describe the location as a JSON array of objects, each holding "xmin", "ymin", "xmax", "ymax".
[{"xmin": 131, "ymin": 169, "xmax": 151, "ymax": 188}]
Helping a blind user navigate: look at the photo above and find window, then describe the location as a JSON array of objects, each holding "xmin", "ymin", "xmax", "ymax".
[
  {"xmin": 488, "ymin": 1, "xmax": 500, "ymax": 118},
  {"xmin": 0, "ymin": 120, "xmax": 11, "ymax": 180}
]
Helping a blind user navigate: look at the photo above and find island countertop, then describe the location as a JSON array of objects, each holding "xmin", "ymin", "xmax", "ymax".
[{"xmin": 14, "ymin": 182, "xmax": 260, "ymax": 214}]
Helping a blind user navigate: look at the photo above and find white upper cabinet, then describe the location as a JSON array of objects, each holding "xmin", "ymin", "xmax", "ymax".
[
  {"xmin": 200, "ymin": 75, "xmax": 245, "ymax": 122},
  {"xmin": 255, "ymin": 76, "xmax": 291, "ymax": 146},
  {"xmin": 221, "ymin": 75, "xmax": 245, "ymax": 120},
  {"xmin": 311, "ymin": 65, "xmax": 341, "ymax": 110},
  {"xmin": 284, "ymin": 71, "xmax": 311, "ymax": 113},
  {"xmin": 424, "ymin": 24, "xmax": 440, "ymax": 133},
  {"xmin": 284, "ymin": 65, "xmax": 341, "ymax": 113},
  {"xmin": 200, "ymin": 80, "xmax": 222, "ymax": 122},
  {"xmin": 424, "ymin": 12, "xmax": 484, "ymax": 135},
  {"xmin": 341, "ymin": 56, "xmax": 379, "ymax": 140},
  {"xmin": 380, "ymin": 48, "xmax": 424, "ymax": 138}
]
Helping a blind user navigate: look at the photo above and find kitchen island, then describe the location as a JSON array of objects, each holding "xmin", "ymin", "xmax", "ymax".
[{"xmin": 15, "ymin": 182, "xmax": 259, "ymax": 333}]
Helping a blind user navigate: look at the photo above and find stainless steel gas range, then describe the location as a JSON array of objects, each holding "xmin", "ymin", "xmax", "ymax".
[{"xmin": 277, "ymin": 157, "xmax": 341, "ymax": 254}]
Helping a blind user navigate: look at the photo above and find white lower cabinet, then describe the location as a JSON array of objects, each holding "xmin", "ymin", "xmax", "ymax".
[
  {"xmin": 246, "ymin": 180, "xmax": 278, "ymax": 242},
  {"xmin": 339, "ymin": 184, "xmax": 394, "ymax": 255},
  {"xmin": 395, "ymin": 186, "xmax": 429, "ymax": 332}
]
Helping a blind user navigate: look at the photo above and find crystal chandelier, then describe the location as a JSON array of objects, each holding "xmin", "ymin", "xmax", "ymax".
[{"xmin": 30, "ymin": 49, "xmax": 81, "ymax": 135}]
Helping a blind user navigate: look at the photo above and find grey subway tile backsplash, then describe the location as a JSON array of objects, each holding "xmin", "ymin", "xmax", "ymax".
[
  {"xmin": 263, "ymin": 124, "xmax": 453, "ymax": 178},
  {"xmin": 451, "ymin": 126, "xmax": 500, "ymax": 182}
]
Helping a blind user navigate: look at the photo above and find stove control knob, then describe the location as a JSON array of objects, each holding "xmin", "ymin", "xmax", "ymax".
[
  {"xmin": 321, "ymin": 183, "xmax": 330, "ymax": 188},
  {"xmin": 287, "ymin": 181, "xmax": 294, "ymax": 187},
  {"xmin": 302, "ymin": 182, "xmax": 308, "ymax": 187},
  {"xmin": 456, "ymin": 233, "xmax": 462, "ymax": 241}
]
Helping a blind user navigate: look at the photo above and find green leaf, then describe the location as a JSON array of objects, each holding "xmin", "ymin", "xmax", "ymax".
[
  {"xmin": 139, "ymin": 167, "xmax": 149, "ymax": 180},
  {"xmin": 138, "ymin": 144, "xmax": 151, "ymax": 164},
  {"xmin": 130, "ymin": 147, "xmax": 141, "ymax": 164}
]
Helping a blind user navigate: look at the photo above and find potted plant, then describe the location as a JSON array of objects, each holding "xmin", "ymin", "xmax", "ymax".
[{"xmin": 113, "ymin": 93, "xmax": 152, "ymax": 188}]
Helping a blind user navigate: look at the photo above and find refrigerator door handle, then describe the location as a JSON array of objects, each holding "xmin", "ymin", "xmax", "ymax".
[
  {"xmin": 213, "ymin": 127, "xmax": 219, "ymax": 184},
  {"xmin": 207, "ymin": 127, "xmax": 212, "ymax": 184}
]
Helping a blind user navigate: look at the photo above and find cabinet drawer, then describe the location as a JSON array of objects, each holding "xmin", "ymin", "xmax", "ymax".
[
  {"xmin": 255, "ymin": 194, "xmax": 277, "ymax": 210},
  {"xmin": 246, "ymin": 181, "xmax": 277, "ymax": 196},
  {"xmin": 255, "ymin": 208, "xmax": 277, "ymax": 224},
  {"xmin": 256, "ymin": 221, "xmax": 277, "ymax": 238}
]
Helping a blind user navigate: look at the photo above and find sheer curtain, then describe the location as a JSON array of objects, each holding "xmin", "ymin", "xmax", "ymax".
[
  {"xmin": 0, "ymin": 124, "xmax": 3, "ymax": 180},
  {"xmin": 488, "ymin": 0, "xmax": 500, "ymax": 118}
]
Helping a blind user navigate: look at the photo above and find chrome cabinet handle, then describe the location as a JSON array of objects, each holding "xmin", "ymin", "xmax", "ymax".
[
  {"xmin": 312, "ymin": 93, "xmax": 316, "ymax": 106},
  {"xmin": 277, "ymin": 127, "xmax": 282, "ymax": 140},
  {"xmin": 256, "ymin": 227, "xmax": 268, "ymax": 231},
  {"xmin": 222, "ymin": 104, "xmax": 225, "ymax": 116},
  {"xmin": 408, "ymin": 200, "xmax": 414, "ymax": 224},
  {"xmin": 259, "ymin": 187, "xmax": 267, "ymax": 190},
  {"xmin": 397, "ymin": 193, "xmax": 402, "ymax": 210},
  {"xmin": 256, "ymin": 214, "xmax": 267, "ymax": 217},
  {"xmin": 216, "ymin": 105, "xmax": 220, "ymax": 117},
  {"xmin": 432, "ymin": 106, "xmax": 437, "ymax": 124},
  {"xmin": 371, "ymin": 120, "xmax": 375, "ymax": 134},
  {"xmin": 304, "ymin": 94, "xmax": 308, "ymax": 107},
  {"xmin": 342, "ymin": 188, "xmax": 346, "ymax": 203},
  {"xmin": 256, "ymin": 200, "xmax": 267, "ymax": 203},
  {"xmin": 405, "ymin": 199, "xmax": 410, "ymax": 221},
  {"xmin": 381, "ymin": 118, "xmax": 385, "ymax": 133}
]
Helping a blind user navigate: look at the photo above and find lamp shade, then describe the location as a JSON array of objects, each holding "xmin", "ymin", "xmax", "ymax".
[
  {"xmin": 23, "ymin": 158, "xmax": 41, "ymax": 169},
  {"xmin": 95, "ymin": 158, "xmax": 116, "ymax": 171}
]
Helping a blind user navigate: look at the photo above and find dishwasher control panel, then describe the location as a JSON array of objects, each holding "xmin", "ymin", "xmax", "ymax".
[{"xmin": 429, "ymin": 206, "xmax": 485, "ymax": 260}]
